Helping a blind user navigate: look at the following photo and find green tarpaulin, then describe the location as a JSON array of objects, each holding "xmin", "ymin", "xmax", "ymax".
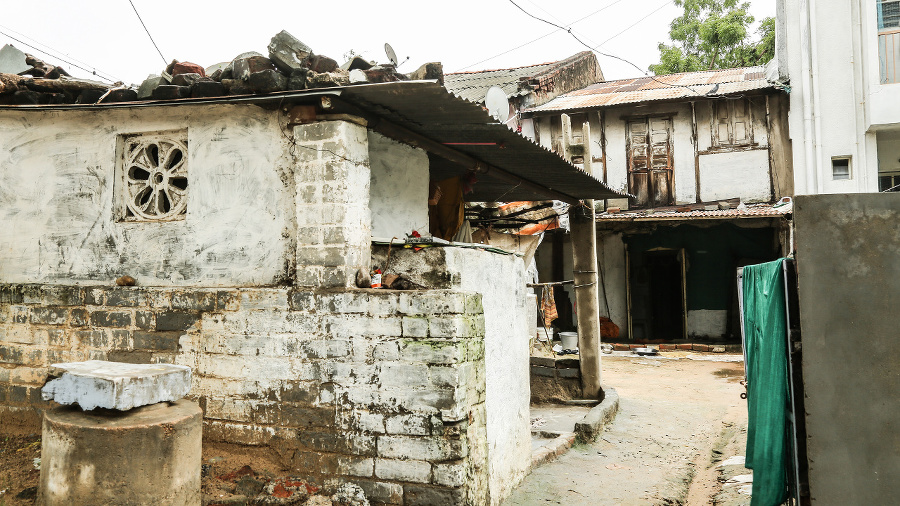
[{"xmin": 742, "ymin": 259, "xmax": 789, "ymax": 506}]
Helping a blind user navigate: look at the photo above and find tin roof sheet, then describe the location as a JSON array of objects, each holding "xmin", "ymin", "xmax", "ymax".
[
  {"xmin": 597, "ymin": 199, "xmax": 792, "ymax": 222},
  {"xmin": 444, "ymin": 52, "xmax": 594, "ymax": 103},
  {"xmin": 531, "ymin": 65, "xmax": 773, "ymax": 112}
]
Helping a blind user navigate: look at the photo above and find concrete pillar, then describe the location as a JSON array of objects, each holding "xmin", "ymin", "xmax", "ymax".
[
  {"xmin": 571, "ymin": 203, "xmax": 602, "ymax": 399},
  {"xmin": 39, "ymin": 400, "xmax": 202, "ymax": 506},
  {"xmin": 293, "ymin": 120, "xmax": 372, "ymax": 287}
]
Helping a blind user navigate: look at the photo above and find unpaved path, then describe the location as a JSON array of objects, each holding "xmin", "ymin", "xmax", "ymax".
[{"xmin": 504, "ymin": 354, "xmax": 750, "ymax": 506}]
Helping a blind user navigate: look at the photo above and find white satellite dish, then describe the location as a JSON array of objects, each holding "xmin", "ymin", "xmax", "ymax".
[
  {"xmin": 384, "ymin": 43, "xmax": 398, "ymax": 66},
  {"xmin": 484, "ymin": 86, "xmax": 510, "ymax": 122}
]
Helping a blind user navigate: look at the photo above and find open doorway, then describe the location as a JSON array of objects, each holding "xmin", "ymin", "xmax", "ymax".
[{"xmin": 627, "ymin": 248, "xmax": 686, "ymax": 341}]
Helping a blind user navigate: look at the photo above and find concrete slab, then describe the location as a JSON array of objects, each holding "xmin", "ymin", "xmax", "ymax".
[{"xmin": 42, "ymin": 360, "xmax": 191, "ymax": 411}]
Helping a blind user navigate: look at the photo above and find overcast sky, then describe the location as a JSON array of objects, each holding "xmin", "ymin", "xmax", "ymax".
[{"xmin": 1, "ymin": 0, "xmax": 774, "ymax": 86}]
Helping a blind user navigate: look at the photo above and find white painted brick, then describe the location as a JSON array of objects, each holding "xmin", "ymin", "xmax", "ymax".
[
  {"xmin": 239, "ymin": 289, "xmax": 289, "ymax": 310},
  {"xmin": 375, "ymin": 458, "xmax": 431, "ymax": 483},
  {"xmin": 400, "ymin": 341, "xmax": 465, "ymax": 365},
  {"xmin": 401, "ymin": 317, "xmax": 428, "ymax": 338},
  {"xmin": 385, "ymin": 414, "xmax": 430, "ymax": 436},
  {"xmin": 432, "ymin": 461, "xmax": 466, "ymax": 488},
  {"xmin": 429, "ymin": 365, "xmax": 466, "ymax": 388},
  {"xmin": 378, "ymin": 436, "xmax": 456, "ymax": 461},
  {"xmin": 320, "ymin": 362, "xmax": 377, "ymax": 385},
  {"xmin": 428, "ymin": 315, "xmax": 480, "ymax": 338},
  {"xmin": 303, "ymin": 339, "xmax": 351, "ymax": 359},
  {"xmin": 326, "ymin": 314, "xmax": 402, "ymax": 338},
  {"xmin": 398, "ymin": 291, "xmax": 468, "ymax": 315},
  {"xmin": 378, "ymin": 363, "xmax": 429, "ymax": 388},
  {"xmin": 338, "ymin": 456, "xmax": 375, "ymax": 477},
  {"xmin": 373, "ymin": 341, "xmax": 400, "ymax": 361},
  {"xmin": 357, "ymin": 411, "xmax": 385, "ymax": 433},
  {"xmin": 350, "ymin": 338, "xmax": 375, "ymax": 362}
]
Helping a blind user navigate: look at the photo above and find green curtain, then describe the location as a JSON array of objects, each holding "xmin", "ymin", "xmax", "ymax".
[{"xmin": 742, "ymin": 259, "xmax": 789, "ymax": 506}]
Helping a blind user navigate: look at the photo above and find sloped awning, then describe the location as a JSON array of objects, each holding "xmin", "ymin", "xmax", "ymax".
[
  {"xmin": 0, "ymin": 80, "xmax": 623, "ymax": 203},
  {"xmin": 335, "ymin": 81, "xmax": 622, "ymax": 203}
]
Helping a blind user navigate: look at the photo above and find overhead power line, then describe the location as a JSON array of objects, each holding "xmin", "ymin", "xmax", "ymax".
[
  {"xmin": 127, "ymin": 0, "xmax": 167, "ymax": 65},
  {"xmin": 507, "ymin": 0, "xmax": 700, "ymax": 94},
  {"xmin": 456, "ymin": 0, "xmax": 626, "ymax": 72},
  {"xmin": 0, "ymin": 28, "xmax": 119, "ymax": 83},
  {"xmin": 0, "ymin": 24, "xmax": 120, "ymax": 82}
]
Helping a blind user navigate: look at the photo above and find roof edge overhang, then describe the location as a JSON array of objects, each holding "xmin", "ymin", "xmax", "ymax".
[
  {"xmin": 528, "ymin": 87, "xmax": 781, "ymax": 116},
  {"xmin": 0, "ymin": 81, "xmax": 626, "ymax": 203}
]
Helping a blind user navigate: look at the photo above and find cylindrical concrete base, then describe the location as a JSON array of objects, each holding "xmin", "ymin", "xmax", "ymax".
[{"xmin": 39, "ymin": 399, "xmax": 202, "ymax": 506}]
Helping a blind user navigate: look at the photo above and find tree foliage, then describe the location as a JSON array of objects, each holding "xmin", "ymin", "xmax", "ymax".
[{"xmin": 649, "ymin": 0, "xmax": 775, "ymax": 75}]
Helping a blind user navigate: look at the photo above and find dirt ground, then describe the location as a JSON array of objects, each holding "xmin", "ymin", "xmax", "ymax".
[
  {"xmin": 0, "ymin": 353, "xmax": 750, "ymax": 506},
  {"xmin": 504, "ymin": 353, "xmax": 753, "ymax": 506}
]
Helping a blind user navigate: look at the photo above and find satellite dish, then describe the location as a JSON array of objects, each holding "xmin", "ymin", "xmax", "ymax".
[
  {"xmin": 384, "ymin": 43, "xmax": 398, "ymax": 66},
  {"xmin": 484, "ymin": 86, "xmax": 510, "ymax": 122}
]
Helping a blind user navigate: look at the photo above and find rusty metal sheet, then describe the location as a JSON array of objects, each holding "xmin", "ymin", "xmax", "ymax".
[{"xmin": 530, "ymin": 65, "xmax": 775, "ymax": 112}]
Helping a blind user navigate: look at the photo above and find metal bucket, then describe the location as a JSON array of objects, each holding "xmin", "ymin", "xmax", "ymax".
[{"xmin": 559, "ymin": 331, "xmax": 578, "ymax": 350}]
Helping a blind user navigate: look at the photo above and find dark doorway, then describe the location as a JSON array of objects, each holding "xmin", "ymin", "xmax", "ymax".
[{"xmin": 628, "ymin": 249, "xmax": 686, "ymax": 340}]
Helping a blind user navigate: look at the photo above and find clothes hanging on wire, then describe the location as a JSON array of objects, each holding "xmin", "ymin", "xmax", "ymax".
[{"xmin": 540, "ymin": 285, "xmax": 558, "ymax": 328}]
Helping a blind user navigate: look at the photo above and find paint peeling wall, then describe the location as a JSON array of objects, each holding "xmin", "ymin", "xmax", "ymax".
[
  {"xmin": 449, "ymin": 248, "xmax": 530, "ymax": 506},
  {"xmin": 370, "ymin": 244, "xmax": 531, "ymax": 505},
  {"xmin": 0, "ymin": 105, "xmax": 294, "ymax": 286},
  {"xmin": 368, "ymin": 131, "xmax": 429, "ymax": 239},
  {"xmin": 535, "ymin": 94, "xmax": 782, "ymax": 206}
]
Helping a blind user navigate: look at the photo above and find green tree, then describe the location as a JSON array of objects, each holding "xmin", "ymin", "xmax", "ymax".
[{"xmin": 649, "ymin": 0, "xmax": 775, "ymax": 75}]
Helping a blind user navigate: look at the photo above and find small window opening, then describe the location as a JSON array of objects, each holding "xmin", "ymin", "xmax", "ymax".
[{"xmin": 832, "ymin": 157, "xmax": 851, "ymax": 180}]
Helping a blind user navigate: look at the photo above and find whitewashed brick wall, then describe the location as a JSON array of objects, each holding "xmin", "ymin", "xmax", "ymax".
[{"xmin": 0, "ymin": 284, "xmax": 488, "ymax": 505}]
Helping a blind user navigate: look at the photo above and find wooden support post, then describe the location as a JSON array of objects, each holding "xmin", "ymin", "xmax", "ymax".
[
  {"xmin": 571, "ymin": 203, "xmax": 601, "ymax": 399},
  {"xmin": 560, "ymin": 113, "xmax": 602, "ymax": 399}
]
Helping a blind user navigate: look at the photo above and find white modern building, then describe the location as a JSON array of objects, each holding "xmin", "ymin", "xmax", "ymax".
[{"xmin": 781, "ymin": 0, "xmax": 900, "ymax": 194}]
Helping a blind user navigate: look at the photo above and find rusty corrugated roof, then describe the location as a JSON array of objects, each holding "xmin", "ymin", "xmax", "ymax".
[
  {"xmin": 531, "ymin": 65, "xmax": 773, "ymax": 112},
  {"xmin": 597, "ymin": 199, "xmax": 792, "ymax": 222}
]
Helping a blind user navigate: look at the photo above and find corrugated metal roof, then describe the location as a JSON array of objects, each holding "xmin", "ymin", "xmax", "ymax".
[
  {"xmin": 444, "ymin": 62, "xmax": 556, "ymax": 103},
  {"xmin": 339, "ymin": 81, "xmax": 622, "ymax": 202},
  {"xmin": 531, "ymin": 66, "xmax": 773, "ymax": 112},
  {"xmin": 0, "ymin": 80, "xmax": 624, "ymax": 202},
  {"xmin": 597, "ymin": 200, "xmax": 792, "ymax": 222}
]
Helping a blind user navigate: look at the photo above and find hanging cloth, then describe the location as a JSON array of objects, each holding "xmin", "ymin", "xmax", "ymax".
[
  {"xmin": 540, "ymin": 285, "xmax": 558, "ymax": 328},
  {"xmin": 742, "ymin": 259, "xmax": 789, "ymax": 506}
]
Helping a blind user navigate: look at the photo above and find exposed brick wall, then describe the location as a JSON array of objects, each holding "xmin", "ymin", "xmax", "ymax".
[{"xmin": 0, "ymin": 284, "xmax": 488, "ymax": 505}]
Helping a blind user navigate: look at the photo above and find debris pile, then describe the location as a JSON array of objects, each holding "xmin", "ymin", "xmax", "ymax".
[
  {"xmin": 0, "ymin": 30, "xmax": 443, "ymax": 106},
  {"xmin": 203, "ymin": 464, "xmax": 369, "ymax": 506}
]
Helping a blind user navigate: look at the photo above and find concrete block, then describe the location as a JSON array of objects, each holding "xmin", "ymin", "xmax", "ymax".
[
  {"xmin": 385, "ymin": 414, "xmax": 430, "ymax": 436},
  {"xmin": 432, "ymin": 460, "xmax": 465, "ymax": 487},
  {"xmin": 267, "ymin": 30, "xmax": 313, "ymax": 72},
  {"xmin": 42, "ymin": 360, "xmax": 192, "ymax": 410},
  {"xmin": 39, "ymin": 399, "xmax": 201, "ymax": 505},
  {"xmin": 377, "ymin": 435, "xmax": 456, "ymax": 461},
  {"xmin": 404, "ymin": 484, "xmax": 465, "ymax": 506},
  {"xmin": 375, "ymin": 458, "xmax": 431, "ymax": 483}
]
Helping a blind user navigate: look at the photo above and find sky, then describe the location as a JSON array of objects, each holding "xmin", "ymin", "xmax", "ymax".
[{"xmin": 1, "ymin": 0, "xmax": 775, "ymax": 87}]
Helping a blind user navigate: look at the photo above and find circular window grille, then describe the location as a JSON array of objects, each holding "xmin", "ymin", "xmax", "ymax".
[{"xmin": 124, "ymin": 138, "xmax": 188, "ymax": 220}]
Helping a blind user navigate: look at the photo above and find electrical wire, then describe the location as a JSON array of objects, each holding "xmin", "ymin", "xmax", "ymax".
[
  {"xmin": 127, "ymin": 0, "xmax": 167, "ymax": 65},
  {"xmin": 0, "ymin": 24, "xmax": 120, "ymax": 82},
  {"xmin": 0, "ymin": 29, "xmax": 120, "ymax": 83},
  {"xmin": 508, "ymin": 0, "xmax": 701, "ymax": 94},
  {"xmin": 455, "ymin": 0, "xmax": 627, "ymax": 72}
]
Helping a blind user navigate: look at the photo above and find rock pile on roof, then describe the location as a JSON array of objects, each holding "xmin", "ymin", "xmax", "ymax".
[{"xmin": 0, "ymin": 30, "xmax": 443, "ymax": 105}]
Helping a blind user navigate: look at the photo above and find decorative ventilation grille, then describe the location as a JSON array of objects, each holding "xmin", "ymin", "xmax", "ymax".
[{"xmin": 121, "ymin": 132, "xmax": 188, "ymax": 221}]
